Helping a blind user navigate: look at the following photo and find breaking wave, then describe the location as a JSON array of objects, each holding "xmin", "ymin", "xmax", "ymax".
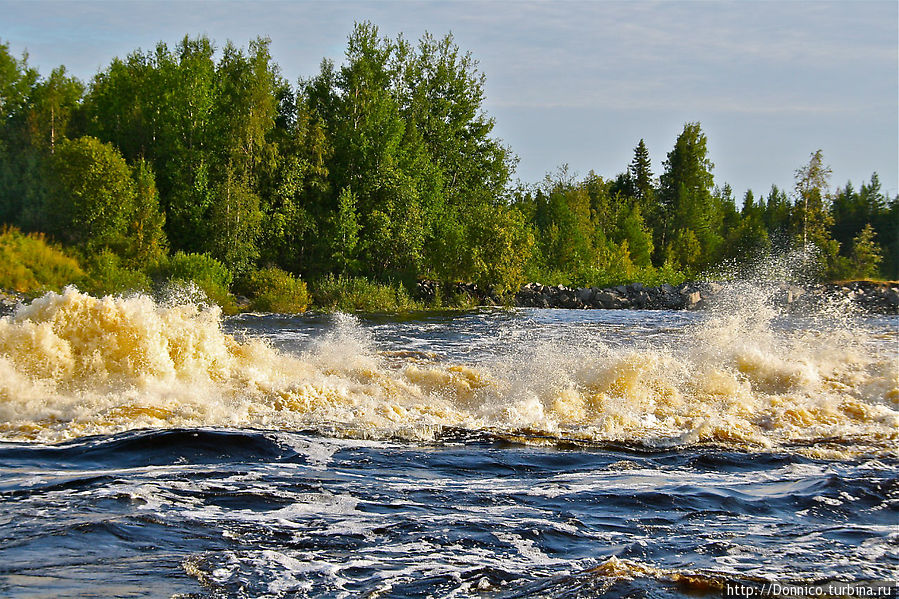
[{"xmin": 0, "ymin": 284, "xmax": 896, "ymax": 454}]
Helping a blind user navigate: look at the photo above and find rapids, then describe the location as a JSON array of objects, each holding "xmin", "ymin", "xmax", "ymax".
[
  {"xmin": 1, "ymin": 282, "xmax": 897, "ymax": 597},
  {"xmin": 0, "ymin": 284, "xmax": 895, "ymax": 456}
]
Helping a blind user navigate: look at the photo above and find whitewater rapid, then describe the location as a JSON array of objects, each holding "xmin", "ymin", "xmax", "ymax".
[{"xmin": 0, "ymin": 286, "xmax": 896, "ymax": 455}]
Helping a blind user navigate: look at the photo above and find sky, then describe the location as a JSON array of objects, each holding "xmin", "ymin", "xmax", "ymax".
[{"xmin": 2, "ymin": 0, "xmax": 897, "ymax": 201}]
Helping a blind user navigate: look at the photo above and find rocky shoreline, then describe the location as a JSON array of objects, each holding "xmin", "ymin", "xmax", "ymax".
[
  {"xmin": 2, "ymin": 280, "xmax": 898, "ymax": 316},
  {"xmin": 419, "ymin": 279, "xmax": 899, "ymax": 314},
  {"xmin": 0, "ymin": 289, "xmax": 23, "ymax": 316}
]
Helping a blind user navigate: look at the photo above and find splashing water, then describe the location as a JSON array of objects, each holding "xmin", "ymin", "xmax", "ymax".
[{"xmin": 0, "ymin": 283, "xmax": 895, "ymax": 454}]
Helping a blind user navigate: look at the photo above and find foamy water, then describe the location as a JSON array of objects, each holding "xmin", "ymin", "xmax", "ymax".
[
  {"xmin": 1, "ymin": 287, "xmax": 897, "ymax": 597},
  {"xmin": 0, "ymin": 285, "xmax": 896, "ymax": 455}
]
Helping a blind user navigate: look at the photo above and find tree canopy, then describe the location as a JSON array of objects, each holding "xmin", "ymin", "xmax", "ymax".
[{"xmin": 0, "ymin": 27, "xmax": 895, "ymax": 303}]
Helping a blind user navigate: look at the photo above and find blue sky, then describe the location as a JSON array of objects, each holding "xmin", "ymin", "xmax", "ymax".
[{"xmin": 2, "ymin": 0, "xmax": 897, "ymax": 200}]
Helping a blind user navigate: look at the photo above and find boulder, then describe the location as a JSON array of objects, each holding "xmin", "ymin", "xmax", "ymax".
[
  {"xmin": 594, "ymin": 291, "xmax": 623, "ymax": 309},
  {"xmin": 576, "ymin": 287, "xmax": 595, "ymax": 305},
  {"xmin": 683, "ymin": 291, "xmax": 701, "ymax": 309}
]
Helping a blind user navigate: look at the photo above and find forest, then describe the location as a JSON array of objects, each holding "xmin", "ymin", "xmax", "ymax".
[{"xmin": 1, "ymin": 23, "xmax": 896, "ymax": 311}]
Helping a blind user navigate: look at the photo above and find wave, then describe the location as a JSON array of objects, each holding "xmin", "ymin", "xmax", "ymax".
[{"xmin": 0, "ymin": 286, "xmax": 896, "ymax": 454}]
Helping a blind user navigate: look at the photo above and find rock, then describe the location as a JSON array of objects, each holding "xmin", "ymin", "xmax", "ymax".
[
  {"xmin": 786, "ymin": 286, "xmax": 805, "ymax": 303},
  {"xmin": 630, "ymin": 290, "xmax": 650, "ymax": 308},
  {"xmin": 0, "ymin": 289, "xmax": 25, "ymax": 317},
  {"xmin": 576, "ymin": 287, "xmax": 595, "ymax": 304},
  {"xmin": 886, "ymin": 288, "xmax": 899, "ymax": 308},
  {"xmin": 594, "ymin": 291, "xmax": 622, "ymax": 309},
  {"xmin": 511, "ymin": 279, "xmax": 896, "ymax": 313},
  {"xmin": 683, "ymin": 291, "xmax": 701, "ymax": 309},
  {"xmin": 657, "ymin": 284, "xmax": 684, "ymax": 309}
]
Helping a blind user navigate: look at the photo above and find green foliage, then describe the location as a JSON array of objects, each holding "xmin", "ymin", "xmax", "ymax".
[
  {"xmin": 627, "ymin": 139, "xmax": 655, "ymax": 215},
  {"xmin": 303, "ymin": 22, "xmax": 515, "ymax": 280},
  {"xmin": 0, "ymin": 226, "xmax": 84, "ymax": 293},
  {"xmin": 0, "ymin": 41, "xmax": 39, "ymax": 124},
  {"xmin": 328, "ymin": 186, "xmax": 360, "ymax": 273},
  {"xmin": 847, "ymin": 224, "xmax": 883, "ymax": 280},
  {"xmin": 637, "ymin": 260, "xmax": 689, "ymax": 287},
  {"xmin": 48, "ymin": 136, "xmax": 138, "ymax": 252},
  {"xmin": 157, "ymin": 251, "xmax": 233, "ymax": 306},
  {"xmin": 657, "ymin": 123, "xmax": 717, "ymax": 266},
  {"xmin": 616, "ymin": 205, "xmax": 654, "ymax": 268},
  {"xmin": 311, "ymin": 274, "xmax": 423, "ymax": 312},
  {"xmin": 24, "ymin": 66, "xmax": 83, "ymax": 153},
  {"xmin": 81, "ymin": 249, "xmax": 152, "ymax": 296},
  {"xmin": 792, "ymin": 150, "xmax": 835, "ymax": 253},
  {"xmin": 466, "ymin": 203, "xmax": 534, "ymax": 293},
  {"xmin": 241, "ymin": 267, "xmax": 310, "ymax": 313},
  {"xmin": 209, "ymin": 163, "xmax": 262, "ymax": 275},
  {"xmin": 129, "ymin": 159, "xmax": 168, "ymax": 266},
  {"xmin": 2, "ymin": 31, "xmax": 896, "ymax": 306}
]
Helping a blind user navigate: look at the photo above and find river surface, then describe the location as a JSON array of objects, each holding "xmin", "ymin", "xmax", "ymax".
[{"xmin": 0, "ymin": 287, "xmax": 896, "ymax": 597}]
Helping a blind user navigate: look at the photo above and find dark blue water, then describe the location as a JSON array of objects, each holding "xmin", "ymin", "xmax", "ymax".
[
  {"xmin": 2, "ymin": 428, "xmax": 896, "ymax": 598},
  {"xmin": 0, "ymin": 307, "xmax": 897, "ymax": 597}
]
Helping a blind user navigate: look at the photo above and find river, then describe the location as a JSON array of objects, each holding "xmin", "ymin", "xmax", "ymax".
[{"xmin": 0, "ymin": 285, "xmax": 896, "ymax": 597}]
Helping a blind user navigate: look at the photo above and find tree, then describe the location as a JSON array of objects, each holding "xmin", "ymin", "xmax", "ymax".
[
  {"xmin": 616, "ymin": 205, "xmax": 654, "ymax": 268},
  {"xmin": 25, "ymin": 66, "xmax": 83, "ymax": 153},
  {"xmin": 209, "ymin": 162, "xmax": 262, "ymax": 275},
  {"xmin": 213, "ymin": 37, "xmax": 280, "ymax": 178},
  {"xmin": 129, "ymin": 158, "xmax": 167, "ymax": 266},
  {"xmin": 657, "ymin": 122, "xmax": 717, "ymax": 268},
  {"xmin": 328, "ymin": 186, "xmax": 360, "ymax": 273},
  {"xmin": 792, "ymin": 149, "xmax": 833, "ymax": 254},
  {"xmin": 48, "ymin": 136, "xmax": 138, "ymax": 253},
  {"xmin": 467, "ymin": 203, "xmax": 533, "ymax": 292},
  {"xmin": 763, "ymin": 184, "xmax": 791, "ymax": 243},
  {"xmin": 0, "ymin": 41, "xmax": 38, "ymax": 125},
  {"xmin": 789, "ymin": 150, "xmax": 842, "ymax": 277},
  {"xmin": 0, "ymin": 45, "xmax": 78, "ymax": 230},
  {"xmin": 397, "ymin": 30, "xmax": 513, "ymax": 209},
  {"xmin": 723, "ymin": 190, "xmax": 770, "ymax": 261},
  {"xmin": 627, "ymin": 139, "xmax": 655, "ymax": 214},
  {"xmin": 848, "ymin": 224, "xmax": 882, "ymax": 279}
]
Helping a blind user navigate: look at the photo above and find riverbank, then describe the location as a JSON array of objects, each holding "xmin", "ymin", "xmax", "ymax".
[
  {"xmin": 3, "ymin": 280, "xmax": 897, "ymax": 316},
  {"xmin": 419, "ymin": 279, "xmax": 899, "ymax": 314},
  {"xmin": 512, "ymin": 280, "xmax": 899, "ymax": 313}
]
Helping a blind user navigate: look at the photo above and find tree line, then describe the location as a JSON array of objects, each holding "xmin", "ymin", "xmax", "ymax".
[{"xmin": 0, "ymin": 23, "xmax": 896, "ymax": 304}]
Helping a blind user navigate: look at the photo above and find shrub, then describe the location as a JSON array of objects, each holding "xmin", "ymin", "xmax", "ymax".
[
  {"xmin": 241, "ymin": 267, "xmax": 309, "ymax": 313},
  {"xmin": 0, "ymin": 226, "xmax": 84, "ymax": 293},
  {"xmin": 82, "ymin": 249, "xmax": 152, "ymax": 296},
  {"xmin": 154, "ymin": 251, "xmax": 234, "ymax": 308},
  {"xmin": 311, "ymin": 274, "xmax": 423, "ymax": 312}
]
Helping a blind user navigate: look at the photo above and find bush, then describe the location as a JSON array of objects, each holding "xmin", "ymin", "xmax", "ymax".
[
  {"xmin": 0, "ymin": 226, "xmax": 84, "ymax": 293},
  {"xmin": 154, "ymin": 251, "xmax": 234, "ymax": 308},
  {"xmin": 523, "ymin": 259, "xmax": 688, "ymax": 290},
  {"xmin": 311, "ymin": 274, "xmax": 423, "ymax": 312},
  {"xmin": 82, "ymin": 249, "xmax": 152, "ymax": 296},
  {"xmin": 241, "ymin": 267, "xmax": 309, "ymax": 313}
]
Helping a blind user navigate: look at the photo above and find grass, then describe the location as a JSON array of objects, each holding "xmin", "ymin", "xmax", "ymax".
[
  {"xmin": 311, "ymin": 274, "xmax": 424, "ymax": 312},
  {"xmin": 0, "ymin": 226, "xmax": 85, "ymax": 294}
]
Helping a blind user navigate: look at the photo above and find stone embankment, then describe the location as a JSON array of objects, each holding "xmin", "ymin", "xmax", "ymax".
[
  {"xmin": 515, "ymin": 280, "xmax": 899, "ymax": 313},
  {"xmin": 418, "ymin": 279, "xmax": 899, "ymax": 314},
  {"xmin": 1, "ymin": 281, "xmax": 897, "ymax": 316}
]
